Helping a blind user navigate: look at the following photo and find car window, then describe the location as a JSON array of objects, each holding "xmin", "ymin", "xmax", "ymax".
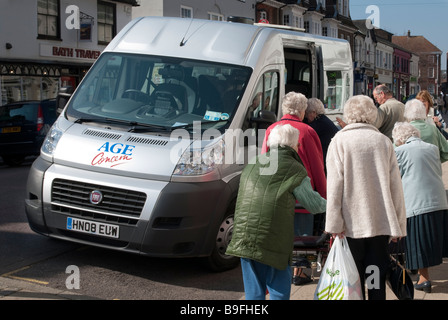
[{"xmin": 0, "ymin": 103, "xmax": 38, "ymax": 123}]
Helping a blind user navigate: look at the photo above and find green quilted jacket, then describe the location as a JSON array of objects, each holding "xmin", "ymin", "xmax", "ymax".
[{"xmin": 226, "ymin": 146, "xmax": 322, "ymax": 270}]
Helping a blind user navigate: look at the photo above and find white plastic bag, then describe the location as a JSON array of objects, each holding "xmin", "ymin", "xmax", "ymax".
[{"xmin": 314, "ymin": 236, "xmax": 362, "ymax": 300}]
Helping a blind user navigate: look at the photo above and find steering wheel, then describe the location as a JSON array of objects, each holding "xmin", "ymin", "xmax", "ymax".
[{"xmin": 122, "ymin": 89, "xmax": 150, "ymax": 104}]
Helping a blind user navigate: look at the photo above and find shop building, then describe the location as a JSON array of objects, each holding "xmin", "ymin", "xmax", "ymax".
[
  {"xmin": 393, "ymin": 46, "xmax": 411, "ymax": 101},
  {"xmin": 0, "ymin": 0, "xmax": 138, "ymax": 105},
  {"xmin": 393, "ymin": 31, "xmax": 442, "ymax": 96},
  {"xmin": 132, "ymin": 0, "xmax": 256, "ymax": 21}
]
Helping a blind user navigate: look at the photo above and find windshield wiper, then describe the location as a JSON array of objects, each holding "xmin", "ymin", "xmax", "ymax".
[
  {"xmin": 128, "ymin": 122, "xmax": 171, "ymax": 132},
  {"xmin": 172, "ymin": 119, "xmax": 229, "ymax": 130},
  {"xmin": 74, "ymin": 117, "xmax": 170, "ymax": 132},
  {"xmin": 74, "ymin": 117, "xmax": 129, "ymax": 125}
]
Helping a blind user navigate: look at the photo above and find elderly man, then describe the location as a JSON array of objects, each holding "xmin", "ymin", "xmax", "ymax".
[
  {"xmin": 372, "ymin": 84, "xmax": 405, "ymax": 140},
  {"xmin": 336, "ymin": 85, "xmax": 405, "ymax": 140}
]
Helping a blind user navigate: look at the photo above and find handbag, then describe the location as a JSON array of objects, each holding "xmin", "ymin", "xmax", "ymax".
[
  {"xmin": 314, "ymin": 236, "xmax": 362, "ymax": 300},
  {"xmin": 386, "ymin": 242, "xmax": 414, "ymax": 300}
]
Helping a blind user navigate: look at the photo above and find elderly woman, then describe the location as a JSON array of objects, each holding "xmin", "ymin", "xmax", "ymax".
[
  {"xmin": 261, "ymin": 92, "xmax": 327, "ymax": 285},
  {"xmin": 404, "ymin": 99, "xmax": 448, "ymax": 162},
  {"xmin": 226, "ymin": 124, "xmax": 327, "ymax": 300},
  {"xmin": 304, "ymin": 98, "xmax": 339, "ymax": 169},
  {"xmin": 325, "ymin": 95, "xmax": 407, "ymax": 300},
  {"xmin": 392, "ymin": 122, "xmax": 448, "ymax": 293}
]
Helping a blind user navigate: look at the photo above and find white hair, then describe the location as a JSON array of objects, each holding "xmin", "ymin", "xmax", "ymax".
[
  {"xmin": 281, "ymin": 92, "xmax": 308, "ymax": 116},
  {"xmin": 306, "ymin": 98, "xmax": 326, "ymax": 115},
  {"xmin": 267, "ymin": 124, "xmax": 299, "ymax": 149},
  {"xmin": 343, "ymin": 95, "xmax": 378, "ymax": 124},
  {"xmin": 404, "ymin": 99, "xmax": 427, "ymax": 121},
  {"xmin": 392, "ymin": 122, "xmax": 421, "ymax": 146}
]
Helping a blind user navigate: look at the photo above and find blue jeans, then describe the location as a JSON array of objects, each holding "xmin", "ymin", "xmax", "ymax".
[{"xmin": 240, "ymin": 258, "xmax": 291, "ymax": 300}]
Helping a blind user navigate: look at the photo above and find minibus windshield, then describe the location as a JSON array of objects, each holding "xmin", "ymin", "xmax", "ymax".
[{"xmin": 66, "ymin": 53, "xmax": 252, "ymax": 133}]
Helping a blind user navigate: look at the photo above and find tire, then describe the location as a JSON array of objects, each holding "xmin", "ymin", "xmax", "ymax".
[{"xmin": 205, "ymin": 210, "xmax": 239, "ymax": 272}]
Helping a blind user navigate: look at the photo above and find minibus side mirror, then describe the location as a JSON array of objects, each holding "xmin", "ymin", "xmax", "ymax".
[
  {"xmin": 56, "ymin": 86, "xmax": 74, "ymax": 115},
  {"xmin": 251, "ymin": 110, "xmax": 277, "ymax": 147},
  {"xmin": 251, "ymin": 110, "xmax": 276, "ymax": 130}
]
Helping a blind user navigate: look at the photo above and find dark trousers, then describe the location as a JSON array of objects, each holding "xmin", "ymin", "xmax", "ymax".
[{"xmin": 346, "ymin": 235, "xmax": 390, "ymax": 300}]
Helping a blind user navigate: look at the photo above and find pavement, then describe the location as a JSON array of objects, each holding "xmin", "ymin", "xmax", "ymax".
[
  {"xmin": 288, "ymin": 258, "xmax": 448, "ymax": 300},
  {"xmin": 0, "ymin": 276, "xmax": 96, "ymax": 300},
  {"xmin": 2, "ymin": 165, "xmax": 448, "ymax": 301},
  {"xmin": 1, "ymin": 258, "xmax": 448, "ymax": 301}
]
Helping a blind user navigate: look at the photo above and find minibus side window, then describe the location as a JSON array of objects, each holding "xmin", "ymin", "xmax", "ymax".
[
  {"xmin": 325, "ymin": 71, "xmax": 342, "ymax": 110},
  {"xmin": 244, "ymin": 71, "xmax": 279, "ymax": 131},
  {"xmin": 251, "ymin": 71, "xmax": 279, "ymax": 116}
]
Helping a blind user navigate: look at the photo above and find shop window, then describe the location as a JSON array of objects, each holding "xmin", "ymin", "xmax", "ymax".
[
  {"xmin": 0, "ymin": 75, "xmax": 59, "ymax": 105},
  {"xmin": 37, "ymin": 0, "xmax": 60, "ymax": 39},
  {"xmin": 208, "ymin": 12, "xmax": 223, "ymax": 21},
  {"xmin": 181, "ymin": 6, "xmax": 193, "ymax": 18},
  {"xmin": 98, "ymin": 1, "xmax": 116, "ymax": 45}
]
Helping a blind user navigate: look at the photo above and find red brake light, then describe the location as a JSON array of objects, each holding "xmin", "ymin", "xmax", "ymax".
[{"xmin": 37, "ymin": 105, "xmax": 44, "ymax": 132}]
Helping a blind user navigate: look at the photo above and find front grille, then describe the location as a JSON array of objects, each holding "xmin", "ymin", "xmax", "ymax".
[
  {"xmin": 51, "ymin": 179, "xmax": 146, "ymax": 224},
  {"xmin": 126, "ymin": 136, "xmax": 168, "ymax": 146},
  {"xmin": 83, "ymin": 129, "xmax": 122, "ymax": 140}
]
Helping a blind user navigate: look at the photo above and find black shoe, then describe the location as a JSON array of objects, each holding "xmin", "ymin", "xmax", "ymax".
[{"xmin": 414, "ymin": 281, "xmax": 432, "ymax": 293}]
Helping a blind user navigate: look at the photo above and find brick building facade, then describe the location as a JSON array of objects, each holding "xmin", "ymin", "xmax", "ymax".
[{"xmin": 393, "ymin": 31, "xmax": 442, "ymax": 96}]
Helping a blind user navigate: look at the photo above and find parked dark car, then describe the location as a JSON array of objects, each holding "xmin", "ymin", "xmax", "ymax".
[{"xmin": 0, "ymin": 99, "xmax": 58, "ymax": 166}]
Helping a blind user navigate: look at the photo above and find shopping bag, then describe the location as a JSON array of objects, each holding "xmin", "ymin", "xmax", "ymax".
[{"xmin": 314, "ymin": 236, "xmax": 362, "ymax": 300}]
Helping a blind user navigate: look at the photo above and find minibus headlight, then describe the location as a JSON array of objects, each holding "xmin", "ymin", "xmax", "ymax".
[
  {"xmin": 41, "ymin": 125, "xmax": 63, "ymax": 156},
  {"xmin": 173, "ymin": 140, "xmax": 224, "ymax": 176}
]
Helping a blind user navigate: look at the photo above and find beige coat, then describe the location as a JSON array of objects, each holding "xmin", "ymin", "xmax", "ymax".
[
  {"xmin": 325, "ymin": 123, "xmax": 407, "ymax": 239},
  {"xmin": 374, "ymin": 97, "xmax": 405, "ymax": 139}
]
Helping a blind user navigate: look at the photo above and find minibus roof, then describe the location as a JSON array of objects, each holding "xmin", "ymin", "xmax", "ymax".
[{"xmin": 105, "ymin": 16, "xmax": 352, "ymax": 71}]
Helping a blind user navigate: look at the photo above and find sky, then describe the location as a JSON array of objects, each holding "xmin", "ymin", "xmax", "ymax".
[{"xmin": 349, "ymin": 0, "xmax": 448, "ymax": 69}]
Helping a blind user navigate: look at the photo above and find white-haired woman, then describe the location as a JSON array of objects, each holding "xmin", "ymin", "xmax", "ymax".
[
  {"xmin": 227, "ymin": 124, "xmax": 326, "ymax": 300},
  {"xmin": 261, "ymin": 92, "xmax": 327, "ymax": 285},
  {"xmin": 325, "ymin": 95, "xmax": 407, "ymax": 300},
  {"xmin": 304, "ymin": 98, "xmax": 339, "ymax": 169},
  {"xmin": 392, "ymin": 122, "xmax": 448, "ymax": 293},
  {"xmin": 404, "ymin": 99, "xmax": 448, "ymax": 162},
  {"xmin": 262, "ymin": 93, "xmax": 326, "ymax": 197}
]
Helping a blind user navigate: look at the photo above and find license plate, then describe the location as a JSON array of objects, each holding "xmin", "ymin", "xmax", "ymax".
[
  {"xmin": 1, "ymin": 126, "xmax": 21, "ymax": 133},
  {"xmin": 66, "ymin": 217, "xmax": 119, "ymax": 239}
]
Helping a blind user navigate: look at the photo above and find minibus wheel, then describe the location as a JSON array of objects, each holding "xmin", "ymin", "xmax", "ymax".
[{"xmin": 205, "ymin": 211, "xmax": 239, "ymax": 272}]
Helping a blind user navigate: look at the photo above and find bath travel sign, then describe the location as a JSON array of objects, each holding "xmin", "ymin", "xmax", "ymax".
[{"xmin": 40, "ymin": 44, "xmax": 101, "ymax": 61}]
